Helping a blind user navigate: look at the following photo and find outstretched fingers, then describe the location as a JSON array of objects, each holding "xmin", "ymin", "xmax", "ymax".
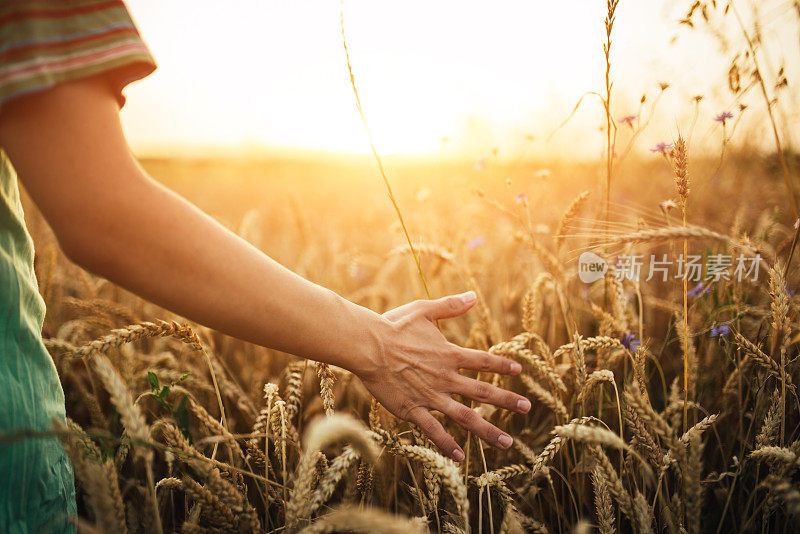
[
  {"xmin": 456, "ymin": 346, "xmax": 522, "ymax": 375},
  {"xmin": 453, "ymin": 375, "xmax": 531, "ymax": 414},
  {"xmin": 407, "ymin": 406, "xmax": 465, "ymax": 461},
  {"xmin": 438, "ymin": 398, "xmax": 515, "ymax": 450}
]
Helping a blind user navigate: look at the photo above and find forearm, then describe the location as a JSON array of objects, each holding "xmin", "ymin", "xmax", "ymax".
[{"xmin": 64, "ymin": 171, "xmax": 386, "ymax": 371}]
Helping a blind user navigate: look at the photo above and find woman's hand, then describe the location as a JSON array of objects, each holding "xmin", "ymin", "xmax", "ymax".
[{"xmin": 354, "ymin": 291, "xmax": 531, "ymax": 461}]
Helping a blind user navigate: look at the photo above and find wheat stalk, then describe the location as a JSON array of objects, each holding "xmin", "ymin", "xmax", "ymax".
[
  {"xmin": 57, "ymin": 419, "xmax": 127, "ymax": 533},
  {"xmin": 684, "ymin": 435, "xmax": 704, "ymax": 534},
  {"xmin": 90, "ymin": 355, "xmax": 151, "ymax": 460},
  {"xmin": 181, "ymin": 475, "xmax": 237, "ymax": 529},
  {"xmin": 284, "ymin": 360, "xmax": 306, "ymax": 423},
  {"xmin": 515, "ymin": 232, "xmax": 565, "ymax": 280},
  {"xmin": 757, "ymin": 391, "xmax": 782, "ymax": 448},
  {"xmin": 556, "ymin": 190, "xmax": 592, "ymax": 249},
  {"xmin": 590, "ymin": 445, "xmax": 634, "ymax": 521},
  {"xmin": 520, "ymin": 375, "xmax": 568, "ymax": 420},
  {"xmin": 733, "ymin": 330, "xmax": 796, "ymax": 395},
  {"xmin": 72, "ymin": 320, "xmax": 203, "ymax": 357},
  {"xmin": 625, "ymin": 405, "xmax": 662, "ymax": 468},
  {"xmin": 339, "ymin": 2, "xmax": 431, "ymax": 298},
  {"xmin": 672, "ymin": 134, "xmax": 691, "ymax": 437},
  {"xmin": 633, "ymin": 490, "xmax": 655, "ymax": 534},
  {"xmin": 411, "ymin": 425, "xmax": 441, "ymax": 511},
  {"xmin": 470, "ymin": 463, "xmax": 529, "ymax": 487},
  {"xmin": 592, "ymin": 467, "xmax": 616, "ymax": 534},
  {"xmin": 750, "ymin": 446, "xmax": 799, "ymax": 468},
  {"xmin": 603, "ymin": 0, "xmax": 620, "ymax": 238},
  {"xmin": 287, "ymin": 414, "xmax": 378, "ymax": 527},
  {"xmin": 553, "ymin": 336, "xmax": 625, "ymax": 361},
  {"xmin": 579, "ymin": 369, "xmax": 616, "ymax": 403},
  {"xmin": 674, "ymin": 312, "xmax": 697, "ymax": 432},
  {"xmin": 680, "ymin": 413, "xmax": 718, "ymax": 446},
  {"xmin": 378, "ymin": 438, "xmax": 469, "ymax": 529},
  {"xmin": 553, "ymin": 422, "xmax": 629, "ymax": 452},
  {"xmin": 309, "ymin": 446, "xmax": 360, "ymax": 515},
  {"xmin": 522, "ymin": 272, "xmax": 553, "ymax": 334},
  {"xmin": 315, "ymin": 361, "xmax": 336, "ymax": 417}
]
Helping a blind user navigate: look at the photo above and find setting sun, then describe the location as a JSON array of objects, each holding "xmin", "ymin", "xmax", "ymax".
[{"xmin": 119, "ymin": 0, "xmax": 799, "ymax": 158}]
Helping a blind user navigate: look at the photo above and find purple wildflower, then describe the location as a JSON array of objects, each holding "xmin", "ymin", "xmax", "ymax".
[
  {"xmin": 474, "ymin": 158, "xmax": 487, "ymax": 172},
  {"xmin": 710, "ymin": 324, "xmax": 730, "ymax": 337},
  {"xmin": 514, "ymin": 192, "xmax": 528, "ymax": 205},
  {"xmin": 621, "ymin": 333, "xmax": 641, "ymax": 351},
  {"xmin": 687, "ymin": 282, "xmax": 709, "ymax": 298},
  {"xmin": 714, "ymin": 111, "xmax": 734, "ymax": 126},
  {"xmin": 650, "ymin": 142, "xmax": 674, "ymax": 154},
  {"xmin": 467, "ymin": 236, "xmax": 485, "ymax": 249},
  {"xmin": 786, "ymin": 284, "xmax": 796, "ymax": 296},
  {"xmin": 618, "ymin": 114, "xmax": 637, "ymax": 126}
]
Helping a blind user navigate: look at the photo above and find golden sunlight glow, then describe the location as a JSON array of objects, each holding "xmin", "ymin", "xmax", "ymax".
[{"xmin": 121, "ymin": 1, "xmax": 800, "ymax": 158}]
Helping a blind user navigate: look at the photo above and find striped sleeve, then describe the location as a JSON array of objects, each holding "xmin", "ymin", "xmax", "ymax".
[{"xmin": 0, "ymin": 0, "xmax": 156, "ymax": 109}]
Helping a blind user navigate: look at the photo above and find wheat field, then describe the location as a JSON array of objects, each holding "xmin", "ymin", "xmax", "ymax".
[
  {"xmin": 12, "ymin": 1, "xmax": 800, "ymax": 533},
  {"xmin": 20, "ymin": 145, "xmax": 799, "ymax": 534}
]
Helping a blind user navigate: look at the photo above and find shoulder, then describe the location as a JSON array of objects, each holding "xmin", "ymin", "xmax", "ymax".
[{"xmin": 0, "ymin": 1, "xmax": 156, "ymax": 111}]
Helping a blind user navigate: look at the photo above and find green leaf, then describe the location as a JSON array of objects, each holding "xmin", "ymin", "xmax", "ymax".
[
  {"xmin": 146, "ymin": 392, "xmax": 169, "ymax": 410},
  {"xmin": 159, "ymin": 385, "xmax": 171, "ymax": 401},
  {"xmin": 176, "ymin": 393, "xmax": 189, "ymax": 414},
  {"xmin": 147, "ymin": 372, "xmax": 159, "ymax": 392},
  {"xmin": 175, "ymin": 394, "xmax": 192, "ymax": 443}
]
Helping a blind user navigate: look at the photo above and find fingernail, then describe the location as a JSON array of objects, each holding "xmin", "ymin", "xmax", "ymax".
[
  {"xmin": 498, "ymin": 434, "xmax": 513, "ymax": 449},
  {"xmin": 452, "ymin": 448, "xmax": 465, "ymax": 462},
  {"xmin": 459, "ymin": 291, "xmax": 477, "ymax": 305},
  {"xmin": 510, "ymin": 362, "xmax": 522, "ymax": 374},
  {"xmin": 517, "ymin": 398, "xmax": 531, "ymax": 413}
]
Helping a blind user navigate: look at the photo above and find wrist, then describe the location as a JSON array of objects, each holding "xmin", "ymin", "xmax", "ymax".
[{"xmin": 332, "ymin": 294, "xmax": 390, "ymax": 379}]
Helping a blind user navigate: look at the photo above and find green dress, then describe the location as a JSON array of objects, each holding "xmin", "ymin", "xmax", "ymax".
[
  {"xmin": 0, "ymin": 2, "xmax": 156, "ymax": 530},
  {"xmin": 0, "ymin": 153, "xmax": 75, "ymax": 533}
]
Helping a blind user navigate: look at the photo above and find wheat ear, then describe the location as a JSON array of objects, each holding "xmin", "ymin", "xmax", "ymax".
[
  {"xmin": 287, "ymin": 414, "xmax": 378, "ymax": 527},
  {"xmin": 58, "ymin": 419, "xmax": 127, "ymax": 534},
  {"xmin": 315, "ymin": 362, "xmax": 336, "ymax": 416},
  {"xmin": 299, "ymin": 506, "xmax": 427, "ymax": 534},
  {"xmin": 592, "ymin": 467, "xmax": 616, "ymax": 534},
  {"xmin": 520, "ymin": 375, "xmax": 568, "ymax": 420},
  {"xmin": 556, "ymin": 189, "xmax": 592, "ymax": 249},
  {"xmin": 590, "ymin": 444, "xmax": 635, "ymax": 521}
]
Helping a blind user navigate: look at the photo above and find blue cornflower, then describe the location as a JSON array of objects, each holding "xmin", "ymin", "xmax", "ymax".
[
  {"xmin": 621, "ymin": 333, "xmax": 641, "ymax": 351},
  {"xmin": 714, "ymin": 111, "xmax": 734, "ymax": 126},
  {"xmin": 710, "ymin": 324, "xmax": 730, "ymax": 337},
  {"xmin": 687, "ymin": 282, "xmax": 709, "ymax": 298}
]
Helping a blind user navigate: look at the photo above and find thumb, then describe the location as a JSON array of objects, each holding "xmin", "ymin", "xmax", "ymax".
[{"xmin": 422, "ymin": 291, "xmax": 477, "ymax": 321}]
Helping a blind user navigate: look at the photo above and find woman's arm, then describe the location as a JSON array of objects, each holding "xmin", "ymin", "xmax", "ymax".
[{"xmin": 0, "ymin": 76, "xmax": 530, "ymax": 460}]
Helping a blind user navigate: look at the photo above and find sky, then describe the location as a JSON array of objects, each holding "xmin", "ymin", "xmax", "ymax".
[{"xmin": 120, "ymin": 0, "xmax": 800, "ymax": 159}]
